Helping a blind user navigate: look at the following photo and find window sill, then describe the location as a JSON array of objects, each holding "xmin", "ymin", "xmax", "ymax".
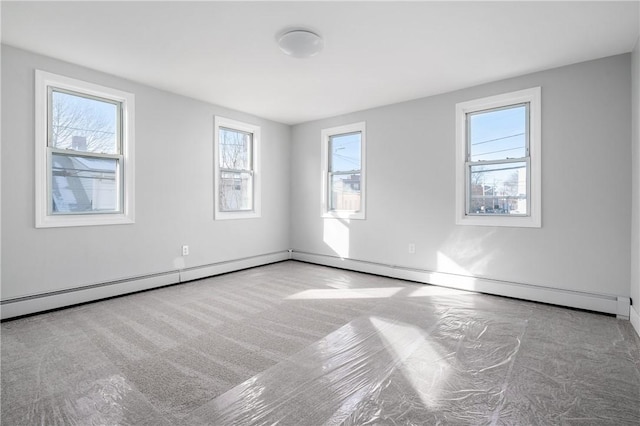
[
  {"xmin": 456, "ymin": 214, "xmax": 540, "ymax": 228},
  {"xmin": 215, "ymin": 211, "xmax": 261, "ymax": 220},
  {"xmin": 36, "ymin": 213, "xmax": 135, "ymax": 228},
  {"xmin": 323, "ymin": 211, "xmax": 365, "ymax": 220}
]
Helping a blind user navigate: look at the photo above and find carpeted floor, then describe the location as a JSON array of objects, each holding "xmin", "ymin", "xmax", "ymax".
[{"xmin": 2, "ymin": 261, "xmax": 639, "ymax": 425}]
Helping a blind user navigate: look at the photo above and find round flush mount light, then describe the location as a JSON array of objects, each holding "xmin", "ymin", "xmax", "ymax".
[{"xmin": 277, "ymin": 29, "xmax": 324, "ymax": 58}]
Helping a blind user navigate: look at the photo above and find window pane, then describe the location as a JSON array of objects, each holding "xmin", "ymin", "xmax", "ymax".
[
  {"xmin": 330, "ymin": 173, "xmax": 361, "ymax": 211},
  {"xmin": 469, "ymin": 162, "xmax": 527, "ymax": 215},
  {"xmin": 50, "ymin": 90, "xmax": 119, "ymax": 154},
  {"xmin": 330, "ymin": 132, "xmax": 361, "ymax": 173},
  {"xmin": 51, "ymin": 153, "xmax": 119, "ymax": 214},
  {"xmin": 219, "ymin": 171, "xmax": 253, "ymax": 211},
  {"xmin": 219, "ymin": 128, "xmax": 251, "ymax": 170},
  {"xmin": 469, "ymin": 105, "xmax": 527, "ymax": 162}
]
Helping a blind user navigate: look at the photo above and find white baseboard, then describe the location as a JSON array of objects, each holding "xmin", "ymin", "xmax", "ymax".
[
  {"xmin": 0, "ymin": 271, "xmax": 180, "ymax": 320},
  {"xmin": 2, "ymin": 250, "xmax": 629, "ymax": 322},
  {"xmin": 1, "ymin": 251, "xmax": 289, "ymax": 320},
  {"xmin": 631, "ymin": 305, "xmax": 640, "ymax": 337},
  {"xmin": 292, "ymin": 251, "xmax": 628, "ymax": 317},
  {"xmin": 179, "ymin": 251, "xmax": 290, "ymax": 282}
]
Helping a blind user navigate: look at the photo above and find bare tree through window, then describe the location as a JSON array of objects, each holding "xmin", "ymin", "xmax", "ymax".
[
  {"xmin": 219, "ymin": 128, "xmax": 253, "ymax": 211},
  {"xmin": 49, "ymin": 90, "xmax": 120, "ymax": 213},
  {"xmin": 51, "ymin": 90, "xmax": 118, "ymax": 154}
]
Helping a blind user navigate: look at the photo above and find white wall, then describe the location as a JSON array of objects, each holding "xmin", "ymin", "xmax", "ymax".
[
  {"xmin": 1, "ymin": 45, "xmax": 291, "ymax": 302},
  {"xmin": 291, "ymin": 54, "xmax": 632, "ymax": 301},
  {"xmin": 1, "ymin": 45, "xmax": 635, "ymax": 321},
  {"xmin": 631, "ymin": 38, "xmax": 640, "ymax": 334}
]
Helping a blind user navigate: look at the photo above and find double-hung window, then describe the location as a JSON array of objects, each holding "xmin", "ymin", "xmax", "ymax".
[
  {"xmin": 214, "ymin": 116, "xmax": 261, "ymax": 220},
  {"xmin": 321, "ymin": 122, "xmax": 366, "ymax": 219},
  {"xmin": 455, "ymin": 87, "xmax": 541, "ymax": 227},
  {"xmin": 35, "ymin": 70, "xmax": 135, "ymax": 228}
]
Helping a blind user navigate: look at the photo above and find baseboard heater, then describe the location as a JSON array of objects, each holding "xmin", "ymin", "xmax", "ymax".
[
  {"xmin": 291, "ymin": 251, "xmax": 631, "ymax": 320},
  {"xmin": 0, "ymin": 251, "xmax": 290, "ymax": 320}
]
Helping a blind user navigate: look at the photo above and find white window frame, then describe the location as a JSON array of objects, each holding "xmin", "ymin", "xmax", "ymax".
[
  {"xmin": 321, "ymin": 122, "xmax": 366, "ymax": 220},
  {"xmin": 35, "ymin": 70, "xmax": 135, "ymax": 228},
  {"xmin": 455, "ymin": 87, "xmax": 541, "ymax": 228},
  {"xmin": 214, "ymin": 116, "xmax": 261, "ymax": 220}
]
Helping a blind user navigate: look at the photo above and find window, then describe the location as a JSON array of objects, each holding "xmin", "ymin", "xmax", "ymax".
[
  {"xmin": 321, "ymin": 122, "xmax": 366, "ymax": 219},
  {"xmin": 455, "ymin": 87, "xmax": 541, "ymax": 227},
  {"xmin": 214, "ymin": 116, "xmax": 261, "ymax": 220},
  {"xmin": 35, "ymin": 70, "xmax": 135, "ymax": 228}
]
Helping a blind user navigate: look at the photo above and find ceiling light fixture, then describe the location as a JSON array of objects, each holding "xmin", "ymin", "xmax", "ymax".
[{"xmin": 277, "ymin": 29, "xmax": 324, "ymax": 58}]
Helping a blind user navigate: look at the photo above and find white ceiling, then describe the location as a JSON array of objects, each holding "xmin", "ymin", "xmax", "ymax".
[{"xmin": 2, "ymin": 1, "xmax": 639, "ymax": 125}]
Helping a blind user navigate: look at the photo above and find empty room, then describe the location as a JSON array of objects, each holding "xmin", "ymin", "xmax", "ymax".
[{"xmin": 1, "ymin": 1, "xmax": 640, "ymax": 424}]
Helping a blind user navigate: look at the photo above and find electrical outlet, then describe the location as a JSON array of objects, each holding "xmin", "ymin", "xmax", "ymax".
[
  {"xmin": 408, "ymin": 243, "xmax": 416, "ymax": 254},
  {"xmin": 182, "ymin": 245, "xmax": 189, "ymax": 256}
]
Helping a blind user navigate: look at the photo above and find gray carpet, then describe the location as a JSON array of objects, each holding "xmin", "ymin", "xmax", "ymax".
[{"xmin": 2, "ymin": 261, "xmax": 639, "ymax": 425}]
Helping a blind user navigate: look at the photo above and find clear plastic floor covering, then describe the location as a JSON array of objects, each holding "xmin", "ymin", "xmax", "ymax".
[
  {"xmin": 190, "ymin": 297, "xmax": 640, "ymax": 425},
  {"xmin": 2, "ymin": 262, "xmax": 639, "ymax": 425}
]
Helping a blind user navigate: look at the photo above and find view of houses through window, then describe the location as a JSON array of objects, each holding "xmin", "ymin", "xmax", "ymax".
[
  {"xmin": 467, "ymin": 104, "xmax": 529, "ymax": 215},
  {"xmin": 218, "ymin": 127, "xmax": 254, "ymax": 212},
  {"xmin": 213, "ymin": 116, "xmax": 260, "ymax": 220},
  {"xmin": 329, "ymin": 131, "xmax": 362, "ymax": 212},
  {"xmin": 49, "ymin": 89, "xmax": 121, "ymax": 214}
]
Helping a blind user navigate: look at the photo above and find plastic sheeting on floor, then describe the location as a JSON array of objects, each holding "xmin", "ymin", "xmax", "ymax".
[
  {"xmin": 187, "ymin": 313, "xmax": 515, "ymax": 424},
  {"xmin": 187, "ymin": 300, "xmax": 640, "ymax": 425},
  {"xmin": 3, "ymin": 262, "xmax": 639, "ymax": 425}
]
